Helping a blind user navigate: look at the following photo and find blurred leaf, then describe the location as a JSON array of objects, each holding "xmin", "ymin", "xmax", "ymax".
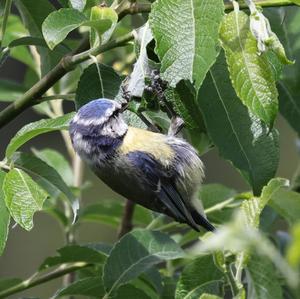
[
  {"xmin": 149, "ymin": 0, "xmax": 224, "ymax": 90},
  {"xmin": 247, "ymin": 254, "xmax": 283, "ymax": 299},
  {"xmin": 0, "ymin": 278, "xmax": 22, "ymax": 292},
  {"xmin": 278, "ymin": 82, "xmax": 300, "ymax": 135},
  {"xmin": 12, "ymin": 152, "xmax": 78, "ymax": 219},
  {"xmin": 42, "ymin": 8, "xmax": 111, "ymax": 50},
  {"xmin": 14, "ymin": 0, "xmax": 70, "ymax": 75},
  {"xmin": 287, "ymin": 222, "xmax": 300, "ymax": 266},
  {"xmin": 161, "ymin": 276, "xmax": 176, "ymax": 299},
  {"xmin": 0, "ymin": 170, "xmax": 10, "ymax": 256},
  {"xmin": 103, "ymin": 229, "xmax": 185, "ymax": 295},
  {"xmin": 55, "ymin": 277, "xmax": 104, "ymax": 298},
  {"xmin": 69, "ymin": 0, "xmax": 86, "ymax": 11},
  {"xmin": 80, "ymin": 201, "xmax": 152, "ymax": 227},
  {"xmin": 242, "ymin": 178, "xmax": 288, "ymax": 229},
  {"xmin": 198, "ymin": 53, "xmax": 279, "ymax": 195},
  {"xmin": 200, "ymin": 295, "xmax": 222, "ymax": 299},
  {"xmin": 5, "ymin": 113, "xmax": 74, "ymax": 158},
  {"xmin": 0, "ymin": 80, "xmax": 26, "ymax": 102},
  {"xmin": 220, "ymin": 11, "xmax": 278, "ymax": 126},
  {"xmin": 200, "ymin": 184, "xmax": 237, "ymax": 224},
  {"xmin": 32, "ymin": 148, "xmax": 73, "ymax": 186},
  {"xmin": 269, "ymin": 188, "xmax": 300, "ymax": 225},
  {"xmin": 75, "ymin": 63, "xmax": 122, "ymax": 109},
  {"xmin": 40, "ymin": 245, "xmax": 106, "ymax": 270},
  {"xmin": 291, "ymin": 0, "xmax": 300, "ymax": 5},
  {"xmin": 199, "ymin": 212, "xmax": 298, "ymax": 288},
  {"xmin": 0, "ymin": 15, "xmax": 35, "ymax": 69},
  {"xmin": 175, "ymin": 255, "xmax": 223, "ymax": 299},
  {"xmin": 3, "ymin": 169, "xmax": 47, "ymax": 231},
  {"xmin": 266, "ymin": 7, "xmax": 300, "ymax": 134},
  {"xmin": 114, "ymin": 284, "xmax": 152, "ymax": 299}
]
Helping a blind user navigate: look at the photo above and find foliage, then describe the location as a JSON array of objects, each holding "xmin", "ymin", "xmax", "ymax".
[{"xmin": 0, "ymin": 0, "xmax": 300, "ymax": 298}]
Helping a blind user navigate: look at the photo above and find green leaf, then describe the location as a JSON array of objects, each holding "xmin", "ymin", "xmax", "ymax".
[
  {"xmin": 55, "ymin": 277, "xmax": 104, "ymax": 298},
  {"xmin": 278, "ymin": 81, "xmax": 300, "ymax": 135},
  {"xmin": 75, "ymin": 63, "xmax": 122, "ymax": 109},
  {"xmin": 0, "ymin": 14, "xmax": 35, "ymax": 69},
  {"xmin": 0, "ymin": 278, "xmax": 22, "ymax": 292},
  {"xmin": 200, "ymin": 295, "xmax": 222, "ymax": 299},
  {"xmin": 12, "ymin": 152, "xmax": 78, "ymax": 219},
  {"xmin": 103, "ymin": 229, "xmax": 185, "ymax": 295},
  {"xmin": 165, "ymin": 82, "xmax": 205, "ymax": 130},
  {"xmin": 42, "ymin": 8, "xmax": 111, "ymax": 49},
  {"xmin": 219, "ymin": 11, "xmax": 278, "ymax": 126},
  {"xmin": 200, "ymin": 184, "xmax": 237, "ymax": 224},
  {"xmin": 80, "ymin": 202, "xmax": 152, "ymax": 227},
  {"xmin": 242, "ymin": 178, "xmax": 288, "ymax": 229},
  {"xmin": 114, "ymin": 284, "xmax": 152, "ymax": 299},
  {"xmin": 40, "ymin": 245, "xmax": 106, "ymax": 270},
  {"xmin": 0, "ymin": 170, "xmax": 10, "ymax": 256},
  {"xmin": 247, "ymin": 254, "xmax": 283, "ymax": 299},
  {"xmin": 89, "ymin": 6, "xmax": 118, "ymax": 46},
  {"xmin": 269, "ymin": 188, "xmax": 300, "ymax": 225},
  {"xmin": 14, "ymin": 0, "xmax": 67, "ymax": 76},
  {"xmin": 0, "ymin": 80, "xmax": 26, "ymax": 102},
  {"xmin": 287, "ymin": 222, "xmax": 300, "ymax": 266},
  {"xmin": 3, "ymin": 169, "xmax": 47, "ymax": 231},
  {"xmin": 32, "ymin": 148, "xmax": 73, "ymax": 186},
  {"xmin": 198, "ymin": 53, "xmax": 279, "ymax": 195},
  {"xmin": 149, "ymin": 0, "xmax": 224, "ymax": 90},
  {"xmin": 5, "ymin": 113, "xmax": 74, "ymax": 159},
  {"xmin": 175, "ymin": 256, "xmax": 223, "ymax": 299},
  {"xmin": 291, "ymin": 0, "xmax": 300, "ymax": 5}
]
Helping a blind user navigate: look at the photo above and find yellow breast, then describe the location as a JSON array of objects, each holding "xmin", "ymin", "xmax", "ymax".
[{"xmin": 119, "ymin": 127, "xmax": 175, "ymax": 166}]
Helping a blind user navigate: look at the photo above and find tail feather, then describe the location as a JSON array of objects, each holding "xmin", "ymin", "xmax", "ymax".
[{"xmin": 191, "ymin": 210, "xmax": 216, "ymax": 232}]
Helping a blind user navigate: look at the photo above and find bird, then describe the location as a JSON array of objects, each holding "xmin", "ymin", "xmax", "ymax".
[{"xmin": 69, "ymin": 98, "xmax": 215, "ymax": 232}]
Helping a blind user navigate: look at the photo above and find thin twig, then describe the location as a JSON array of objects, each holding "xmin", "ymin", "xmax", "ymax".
[
  {"xmin": 0, "ymin": 263, "xmax": 91, "ymax": 298},
  {"xmin": 118, "ymin": 200, "xmax": 135, "ymax": 238},
  {"xmin": 0, "ymin": 32, "xmax": 134, "ymax": 129}
]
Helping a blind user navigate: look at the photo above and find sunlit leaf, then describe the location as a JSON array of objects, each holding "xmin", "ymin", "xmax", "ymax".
[
  {"xmin": 3, "ymin": 169, "xmax": 47, "ymax": 231},
  {"xmin": 219, "ymin": 11, "xmax": 278, "ymax": 126},
  {"xmin": 42, "ymin": 8, "xmax": 111, "ymax": 49},
  {"xmin": 149, "ymin": 0, "xmax": 224, "ymax": 90},
  {"xmin": 5, "ymin": 113, "xmax": 74, "ymax": 158},
  {"xmin": 0, "ymin": 170, "xmax": 10, "ymax": 256}
]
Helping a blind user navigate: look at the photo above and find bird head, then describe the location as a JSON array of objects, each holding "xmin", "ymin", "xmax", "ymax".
[{"xmin": 69, "ymin": 99, "xmax": 128, "ymax": 159}]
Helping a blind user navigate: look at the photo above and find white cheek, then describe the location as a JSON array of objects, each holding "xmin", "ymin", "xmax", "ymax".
[{"xmin": 72, "ymin": 132, "xmax": 92, "ymax": 156}]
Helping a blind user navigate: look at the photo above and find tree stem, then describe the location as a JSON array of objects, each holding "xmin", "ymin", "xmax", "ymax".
[
  {"xmin": 118, "ymin": 200, "xmax": 135, "ymax": 238},
  {"xmin": 0, "ymin": 263, "xmax": 90, "ymax": 298}
]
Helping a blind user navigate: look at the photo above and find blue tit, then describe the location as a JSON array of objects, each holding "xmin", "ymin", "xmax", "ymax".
[{"xmin": 69, "ymin": 98, "xmax": 215, "ymax": 232}]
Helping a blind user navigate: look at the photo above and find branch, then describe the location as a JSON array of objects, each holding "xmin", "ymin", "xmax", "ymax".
[
  {"xmin": 118, "ymin": 200, "xmax": 135, "ymax": 238},
  {"xmin": 224, "ymin": 0, "xmax": 295, "ymax": 10},
  {"xmin": 0, "ymin": 0, "xmax": 296, "ymax": 129},
  {"xmin": 0, "ymin": 263, "xmax": 91, "ymax": 299},
  {"xmin": 0, "ymin": 32, "xmax": 134, "ymax": 129}
]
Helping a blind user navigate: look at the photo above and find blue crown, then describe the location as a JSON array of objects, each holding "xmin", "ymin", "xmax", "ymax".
[{"xmin": 76, "ymin": 99, "xmax": 120, "ymax": 122}]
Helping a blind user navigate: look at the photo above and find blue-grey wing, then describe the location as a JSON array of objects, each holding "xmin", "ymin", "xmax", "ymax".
[{"xmin": 126, "ymin": 151, "xmax": 200, "ymax": 231}]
